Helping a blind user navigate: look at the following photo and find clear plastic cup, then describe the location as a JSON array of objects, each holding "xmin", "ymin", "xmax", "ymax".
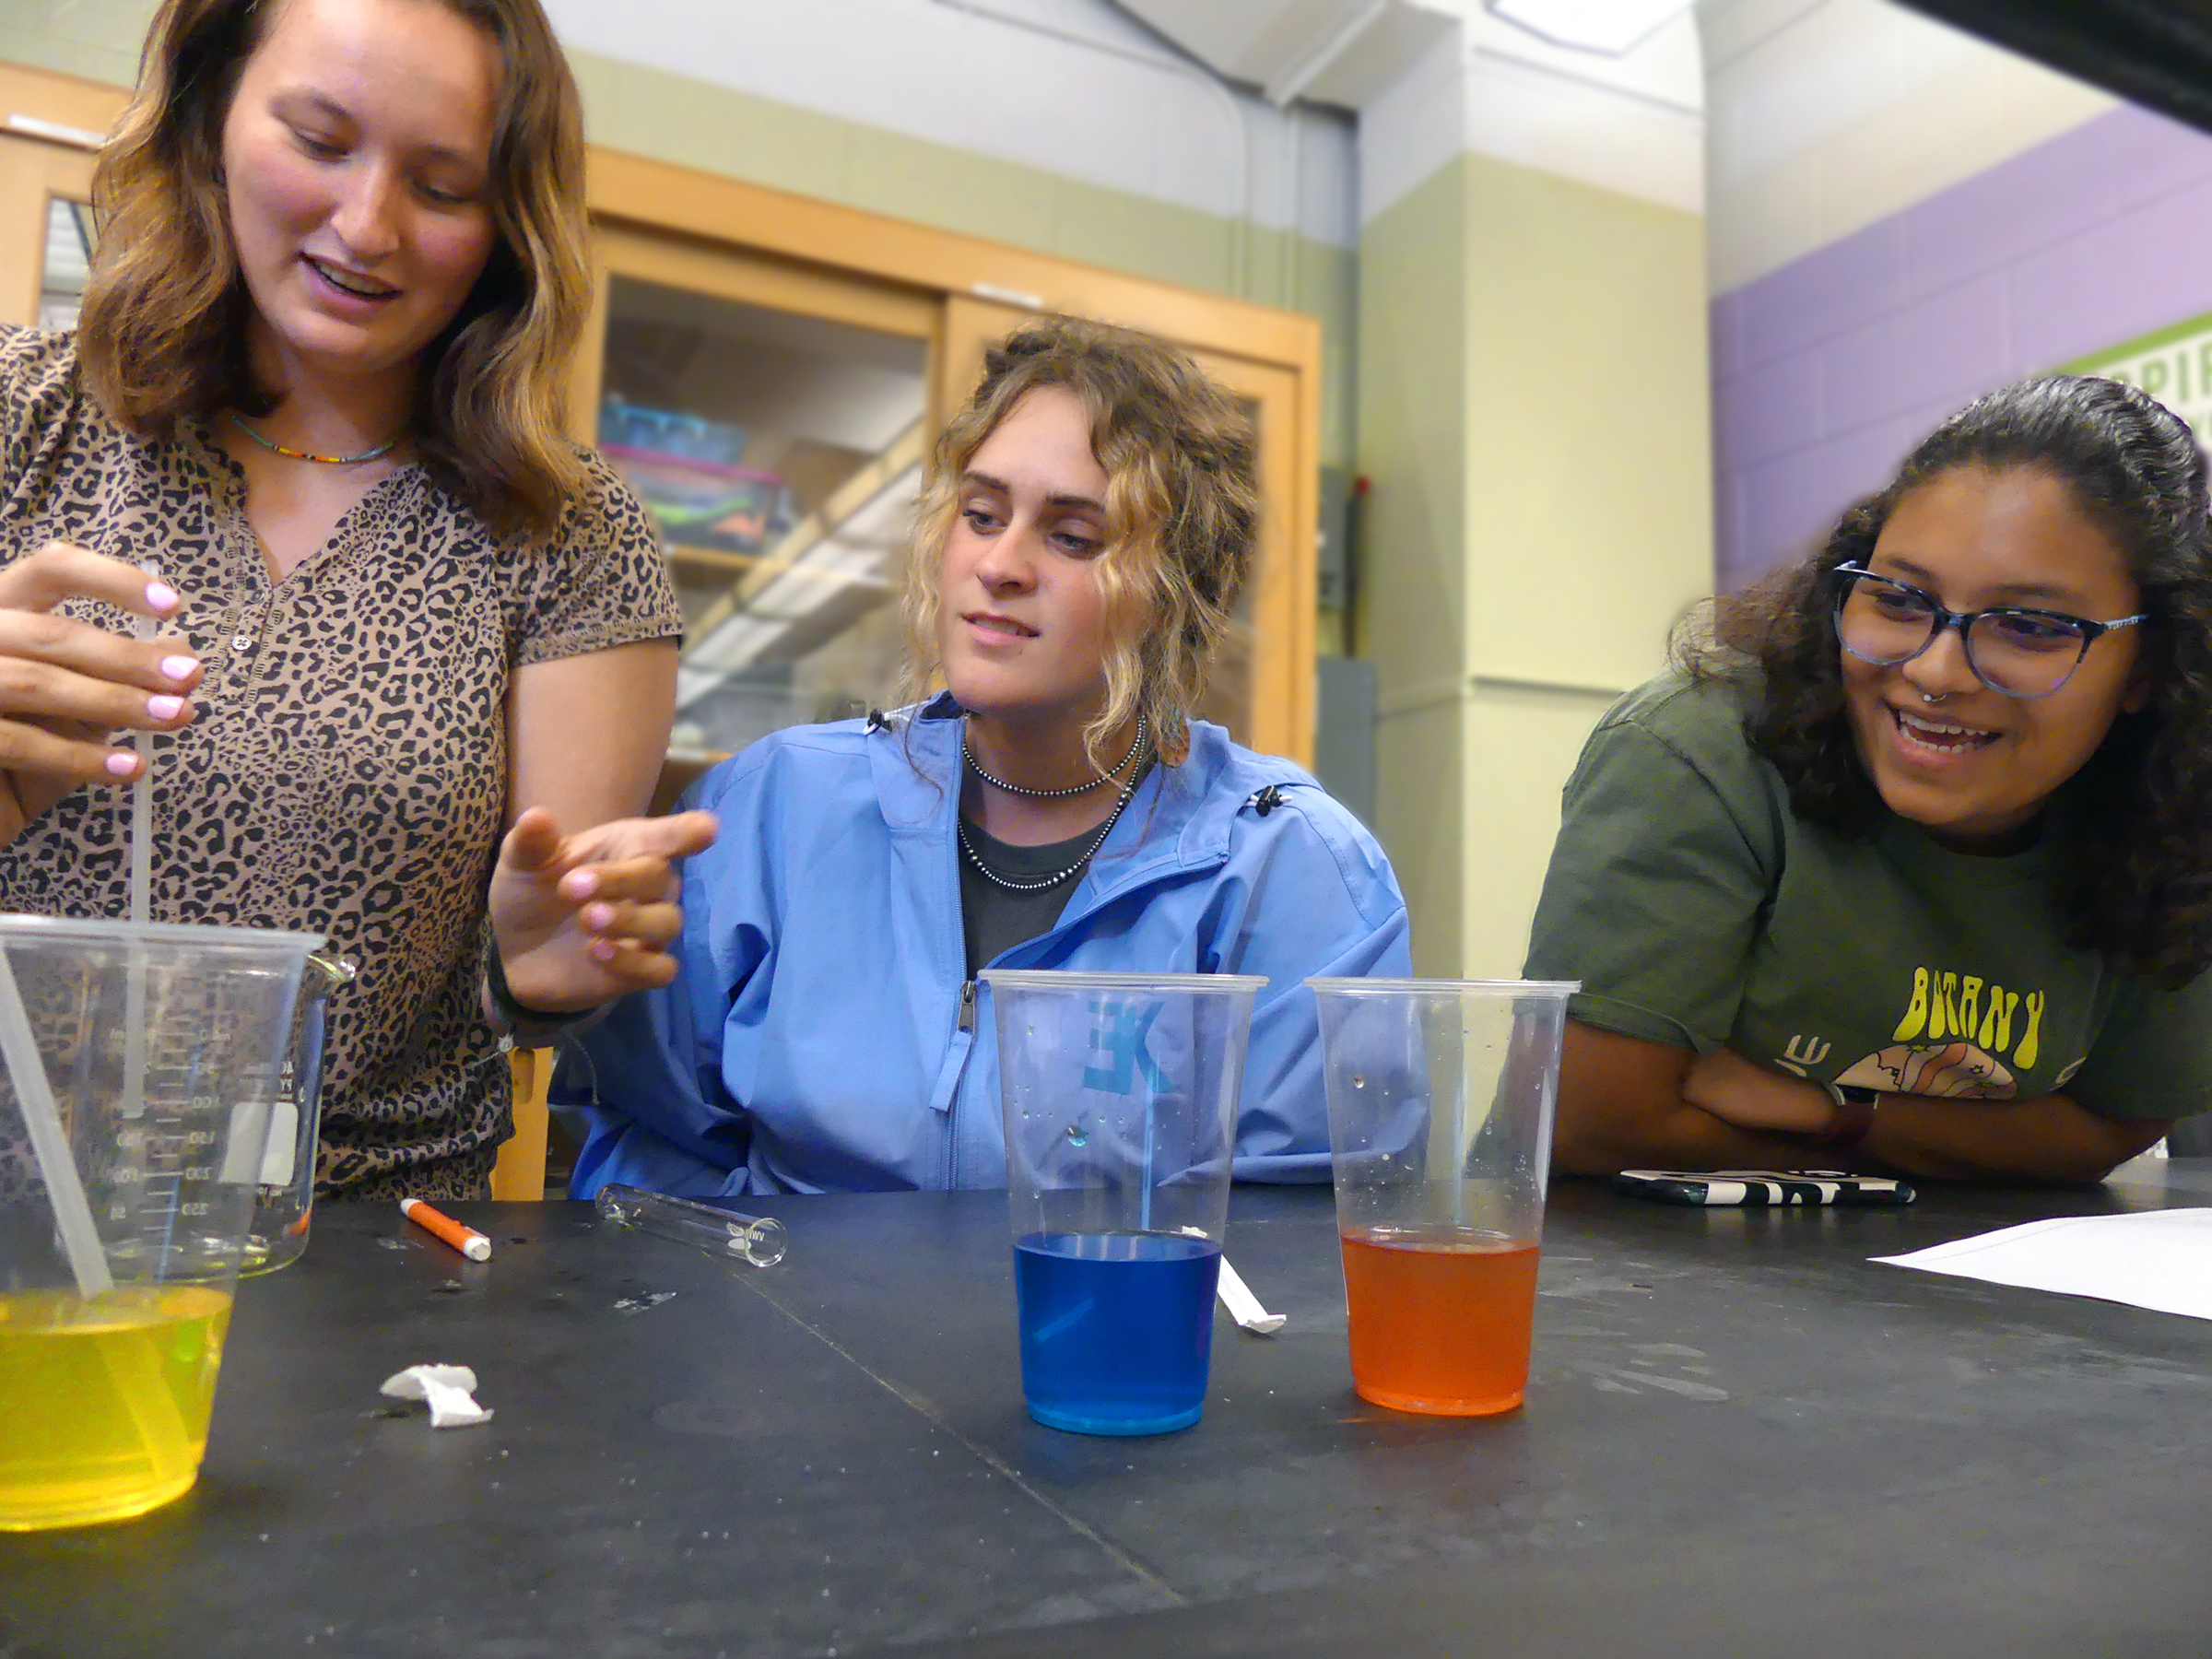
[
  {"xmin": 0, "ymin": 918, "xmax": 324, "ymax": 1530},
  {"xmin": 1308, "ymin": 977, "xmax": 1579, "ymax": 1417},
  {"xmin": 982, "ymin": 970, "xmax": 1266, "ymax": 1437},
  {"xmin": 238, "ymin": 950, "xmax": 355, "ymax": 1277}
]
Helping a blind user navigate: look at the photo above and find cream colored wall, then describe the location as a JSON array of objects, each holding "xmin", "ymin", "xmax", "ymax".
[
  {"xmin": 1364, "ymin": 149, "xmax": 1710, "ymax": 977},
  {"xmin": 1699, "ymin": 0, "xmax": 2112, "ymax": 292},
  {"xmin": 1460, "ymin": 688, "xmax": 1619, "ymax": 975},
  {"xmin": 0, "ymin": 1, "xmax": 152, "ymax": 86},
  {"xmin": 1463, "ymin": 152, "xmax": 1711, "ymax": 690},
  {"xmin": 1359, "ymin": 161, "xmax": 1467, "ymax": 979},
  {"xmin": 1461, "ymin": 153, "xmax": 1709, "ymax": 977}
]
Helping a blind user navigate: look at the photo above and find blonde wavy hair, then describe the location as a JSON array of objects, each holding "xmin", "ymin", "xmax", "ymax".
[
  {"xmin": 902, "ymin": 317, "xmax": 1258, "ymax": 769},
  {"xmin": 77, "ymin": 0, "xmax": 592, "ymax": 545}
]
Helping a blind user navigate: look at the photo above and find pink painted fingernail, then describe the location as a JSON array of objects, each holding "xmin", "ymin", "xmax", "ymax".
[
  {"xmin": 104, "ymin": 752, "xmax": 137, "ymax": 778},
  {"xmin": 146, "ymin": 582, "xmax": 181, "ymax": 612},
  {"xmin": 159, "ymin": 656, "xmax": 198, "ymax": 681},
  {"xmin": 590, "ymin": 939, "xmax": 617, "ymax": 963},
  {"xmin": 147, "ymin": 694, "xmax": 183, "ymax": 720},
  {"xmin": 562, "ymin": 872, "xmax": 597, "ymax": 900},
  {"xmin": 584, "ymin": 903, "xmax": 615, "ymax": 931}
]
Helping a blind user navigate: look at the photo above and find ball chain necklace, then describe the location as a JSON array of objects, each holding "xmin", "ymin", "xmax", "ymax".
[
  {"xmin": 230, "ymin": 411, "xmax": 402, "ymax": 466},
  {"xmin": 963, "ymin": 713, "xmax": 1147, "ymax": 800},
  {"xmin": 959, "ymin": 716, "xmax": 1153, "ymax": 894},
  {"xmin": 959, "ymin": 777, "xmax": 1145, "ymax": 893}
]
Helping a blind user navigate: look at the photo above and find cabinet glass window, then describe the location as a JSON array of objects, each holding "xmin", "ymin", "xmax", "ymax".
[
  {"xmin": 599, "ymin": 277, "xmax": 929, "ymax": 757},
  {"xmin": 39, "ymin": 197, "xmax": 95, "ymax": 333}
]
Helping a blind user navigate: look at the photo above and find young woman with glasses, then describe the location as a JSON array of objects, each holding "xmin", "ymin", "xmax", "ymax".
[
  {"xmin": 559, "ymin": 319, "xmax": 1409, "ymax": 1198},
  {"xmin": 1529, "ymin": 375, "xmax": 2212, "ymax": 1182}
]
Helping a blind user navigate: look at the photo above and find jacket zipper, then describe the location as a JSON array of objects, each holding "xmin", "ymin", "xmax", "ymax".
[
  {"xmin": 935, "ymin": 773, "xmax": 1300, "ymax": 1184},
  {"xmin": 948, "ymin": 979, "xmax": 978, "ymax": 1187}
]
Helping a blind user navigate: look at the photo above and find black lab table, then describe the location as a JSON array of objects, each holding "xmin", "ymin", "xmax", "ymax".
[{"xmin": 5, "ymin": 1165, "xmax": 2210, "ymax": 1658}]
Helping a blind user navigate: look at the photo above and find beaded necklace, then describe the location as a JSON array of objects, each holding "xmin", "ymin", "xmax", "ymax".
[
  {"xmin": 963, "ymin": 713, "xmax": 1147, "ymax": 800},
  {"xmin": 231, "ymin": 412, "xmax": 402, "ymax": 466},
  {"xmin": 957, "ymin": 776, "xmax": 1143, "ymax": 893}
]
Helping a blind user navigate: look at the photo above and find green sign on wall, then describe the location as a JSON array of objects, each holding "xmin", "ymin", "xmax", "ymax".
[{"xmin": 2065, "ymin": 312, "xmax": 2212, "ymax": 438}]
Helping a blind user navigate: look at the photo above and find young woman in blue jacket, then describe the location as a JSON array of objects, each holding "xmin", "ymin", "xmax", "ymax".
[{"xmin": 559, "ymin": 319, "xmax": 1410, "ymax": 1197}]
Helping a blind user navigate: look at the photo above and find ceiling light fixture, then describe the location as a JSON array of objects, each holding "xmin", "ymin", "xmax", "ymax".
[{"xmin": 1485, "ymin": 0, "xmax": 1696, "ymax": 56}]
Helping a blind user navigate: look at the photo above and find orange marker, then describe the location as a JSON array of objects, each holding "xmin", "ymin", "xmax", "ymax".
[{"xmin": 400, "ymin": 1198, "xmax": 492, "ymax": 1262}]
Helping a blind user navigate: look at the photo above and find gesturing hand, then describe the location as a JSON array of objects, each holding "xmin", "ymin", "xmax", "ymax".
[
  {"xmin": 487, "ymin": 806, "xmax": 720, "ymax": 1016},
  {"xmin": 0, "ymin": 543, "xmax": 203, "ymax": 844}
]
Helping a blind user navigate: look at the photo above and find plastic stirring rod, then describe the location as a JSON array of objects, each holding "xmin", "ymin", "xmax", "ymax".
[
  {"xmin": 119, "ymin": 578, "xmax": 159, "ymax": 1121},
  {"xmin": 128, "ymin": 594, "xmax": 154, "ymax": 926},
  {"xmin": 594, "ymin": 1183, "xmax": 786, "ymax": 1268},
  {"xmin": 0, "ymin": 947, "xmax": 112, "ymax": 1296}
]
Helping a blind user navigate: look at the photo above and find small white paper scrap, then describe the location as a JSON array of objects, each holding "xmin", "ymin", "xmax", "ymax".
[
  {"xmin": 216, "ymin": 1098, "xmax": 275, "ymax": 1187},
  {"xmin": 1216, "ymin": 1256, "xmax": 1286, "ymax": 1335},
  {"xmin": 1174, "ymin": 1229, "xmax": 1286, "ymax": 1334},
  {"xmin": 380, "ymin": 1363, "xmax": 495, "ymax": 1429},
  {"xmin": 1872, "ymin": 1207, "xmax": 2212, "ymax": 1322}
]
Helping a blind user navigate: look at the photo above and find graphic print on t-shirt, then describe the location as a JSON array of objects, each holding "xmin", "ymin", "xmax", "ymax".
[{"xmin": 1818, "ymin": 965, "xmax": 2045, "ymax": 1101}]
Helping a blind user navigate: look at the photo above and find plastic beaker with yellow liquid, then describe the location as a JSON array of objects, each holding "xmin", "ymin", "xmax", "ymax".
[{"xmin": 0, "ymin": 916, "xmax": 321, "ymax": 1531}]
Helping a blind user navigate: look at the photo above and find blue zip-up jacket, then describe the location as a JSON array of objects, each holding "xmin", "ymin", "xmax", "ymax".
[{"xmin": 559, "ymin": 695, "xmax": 1411, "ymax": 1197}]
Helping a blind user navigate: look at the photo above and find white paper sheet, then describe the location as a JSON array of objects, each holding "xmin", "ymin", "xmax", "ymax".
[{"xmin": 1872, "ymin": 1207, "xmax": 2212, "ymax": 1321}]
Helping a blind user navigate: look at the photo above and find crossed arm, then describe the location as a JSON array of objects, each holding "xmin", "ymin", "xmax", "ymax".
[{"xmin": 1551, "ymin": 1019, "xmax": 2171, "ymax": 1185}]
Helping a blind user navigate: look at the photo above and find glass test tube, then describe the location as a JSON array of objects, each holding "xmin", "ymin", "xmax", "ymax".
[{"xmin": 594, "ymin": 1183, "xmax": 786, "ymax": 1268}]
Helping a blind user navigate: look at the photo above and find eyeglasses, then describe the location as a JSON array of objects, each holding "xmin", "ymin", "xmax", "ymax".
[{"xmin": 1830, "ymin": 562, "xmax": 2147, "ymax": 700}]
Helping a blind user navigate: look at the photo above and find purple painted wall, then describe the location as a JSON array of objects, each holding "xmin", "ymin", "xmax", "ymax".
[{"xmin": 1712, "ymin": 103, "xmax": 2212, "ymax": 590}]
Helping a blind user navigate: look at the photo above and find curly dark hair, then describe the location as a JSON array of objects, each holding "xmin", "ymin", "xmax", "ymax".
[{"xmin": 1683, "ymin": 374, "xmax": 2212, "ymax": 985}]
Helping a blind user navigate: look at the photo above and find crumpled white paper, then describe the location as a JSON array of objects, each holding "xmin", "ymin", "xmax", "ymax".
[
  {"xmin": 1176, "ymin": 1230, "xmax": 1287, "ymax": 1335},
  {"xmin": 380, "ymin": 1364, "xmax": 495, "ymax": 1428},
  {"xmin": 1215, "ymin": 1256, "xmax": 1287, "ymax": 1335}
]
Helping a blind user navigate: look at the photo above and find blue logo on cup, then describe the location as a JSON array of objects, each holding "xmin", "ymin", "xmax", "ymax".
[{"xmin": 1082, "ymin": 999, "xmax": 1170, "ymax": 1094}]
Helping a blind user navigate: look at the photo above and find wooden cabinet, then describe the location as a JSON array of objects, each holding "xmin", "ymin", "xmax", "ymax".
[{"xmin": 0, "ymin": 63, "xmax": 1321, "ymax": 763}]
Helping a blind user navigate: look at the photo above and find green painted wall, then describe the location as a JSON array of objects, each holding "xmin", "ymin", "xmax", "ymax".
[
  {"xmin": 1361, "ymin": 149, "xmax": 1711, "ymax": 978},
  {"xmin": 0, "ymin": 3, "xmax": 1357, "ymax": 463},
  {"xmin": 1461, "ymin": 152, "xmax": 1711, "ymax": 692},
  {"xmin": 1358, "ymin": 160, "xmax": 1468, "ymax": 978}
]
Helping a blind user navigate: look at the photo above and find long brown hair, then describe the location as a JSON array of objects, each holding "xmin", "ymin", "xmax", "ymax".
[
  {"xmin": 901, "ymin": 317, "xmax": 1258, "ymax": 769},
  {"xmin": 77, "ymin": 0, "xmax": 592, "ymax": 545}
]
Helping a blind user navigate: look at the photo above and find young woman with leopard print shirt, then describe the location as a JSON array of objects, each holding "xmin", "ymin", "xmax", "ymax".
[{"xmin": 0, "ymin": 0, "xmax": 714, "ymax": 1199}]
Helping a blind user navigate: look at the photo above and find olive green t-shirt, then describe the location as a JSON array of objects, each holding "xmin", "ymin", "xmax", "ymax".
[{"xmin": 1523, "ymin": 670, "xmax": 2212, "ymax": 1121}]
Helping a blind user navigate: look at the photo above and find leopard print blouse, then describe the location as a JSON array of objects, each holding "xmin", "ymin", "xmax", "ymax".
[{"xmin": 0, "ymin": 326, "xmax": 682, "ymax": 1201}]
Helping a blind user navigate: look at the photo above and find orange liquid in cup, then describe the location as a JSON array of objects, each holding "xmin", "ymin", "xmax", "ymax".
[{"xmin": 1339, "ymin": 1226, "xmax": 1541, "ymax": 1416}]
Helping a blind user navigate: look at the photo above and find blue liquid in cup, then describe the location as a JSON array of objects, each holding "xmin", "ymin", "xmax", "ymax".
[{"xmin": 1013, "ymin": 1230, "xmax": 1221, "ymax": 1436}]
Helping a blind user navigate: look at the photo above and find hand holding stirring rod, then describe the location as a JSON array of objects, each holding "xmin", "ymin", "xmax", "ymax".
[{"xmin": 0, "ymin": 543, "xmax": 202, "ymax": 847}]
